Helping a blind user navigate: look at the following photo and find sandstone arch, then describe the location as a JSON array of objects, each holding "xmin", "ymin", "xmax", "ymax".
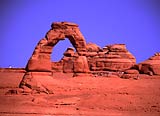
[
  {"xmin": 26, "ymin": 22, "xmax": 88, "ymax": 72},
  {"xmin": 19, "ymin": 22, "xmax": 136, "ymax": 94},
  {"xmin": 19, "ymin": 22, "xmax": 90, "ymax": 93}
]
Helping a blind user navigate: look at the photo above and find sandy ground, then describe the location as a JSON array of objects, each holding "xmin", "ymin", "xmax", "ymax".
[{"xmin": 0, "ymin": 71, "xmax": 160, "ymax": 116}]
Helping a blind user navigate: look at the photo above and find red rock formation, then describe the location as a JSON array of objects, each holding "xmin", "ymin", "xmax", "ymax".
[
  {"xmin": 138, "ymin": 52, "xmax": 160, "ymax": 75},
  {"xmin": 20, "ymin": 22, "xmax": 90, "ymax": 93},
  {"xmin": 51, "ymin": 43, "xmax": 136, "ymax": 74},
  {"xmin": 86, "ymin": 43, "xmax": 100, "ymax": 52},
  {"xmin": 19, "ymin": 22, "xmax": 137, "ymax": 93},
  {"xmin": 121, "ymin": 69, "xmax": 139, "ymax": 79},
  {"xmin": 26, "ymin": 22, "xmax": 88, "ymax": 72},
  {"xmin": 87, "ymin": 44, "xmax": 136, "ymax": 71},
  {"xmin": 73, "ymin": 56, "xmax": 90, "ymax": 73}
]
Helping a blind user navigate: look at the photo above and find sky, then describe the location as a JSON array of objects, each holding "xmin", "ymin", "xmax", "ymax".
[{"xmin": 0, "ymin": 0, "xmax": 160, "ymax": 68}]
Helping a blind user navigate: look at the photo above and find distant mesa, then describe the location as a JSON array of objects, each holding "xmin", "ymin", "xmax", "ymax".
[{"xmin": 18, "ymin": 22, "xmax": 160, "ymax": 94}]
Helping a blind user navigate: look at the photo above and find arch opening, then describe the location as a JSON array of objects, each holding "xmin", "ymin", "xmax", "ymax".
[{"xmin": 51, "ymin": 38, "xmax": 75, "ymax": 62}]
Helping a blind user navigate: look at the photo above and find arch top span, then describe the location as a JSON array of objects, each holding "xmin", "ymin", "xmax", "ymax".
[
  {"xmin": 46, "ymin": 22, "xmax": 87, "ymax": 52},
  {"xmin": 51, "ymin": 22, "xmax": 78, "ymax": 29}
]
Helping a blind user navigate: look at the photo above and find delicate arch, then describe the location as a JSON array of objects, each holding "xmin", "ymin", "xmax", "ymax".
[{"xmin": 26, "ymin": 22, "xmax": 87, "ymax": 72}]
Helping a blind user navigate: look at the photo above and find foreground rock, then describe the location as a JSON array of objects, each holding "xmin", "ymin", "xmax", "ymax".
[{"xmin": 1, "ymin": 71, "xmax": 160, "ymax": 115}]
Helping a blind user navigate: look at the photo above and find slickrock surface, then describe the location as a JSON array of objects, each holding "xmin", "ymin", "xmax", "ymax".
[{"xmin": 0, "ymin": 71, "xmax": 160, "ymax": 115}]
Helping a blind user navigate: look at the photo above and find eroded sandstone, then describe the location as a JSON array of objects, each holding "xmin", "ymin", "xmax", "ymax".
[
  {"xmin": 19, "ymin": 22, "xmax": 159, "ymax": 94},
  {"xmin": 20, "ymin": 22, "xmax": 90, "ymax": 93}
]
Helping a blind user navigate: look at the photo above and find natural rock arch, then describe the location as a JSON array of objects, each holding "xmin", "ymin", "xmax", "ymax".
[
  {"xmin": 19, "ymin": 22, "xmax": 136, "ymax": 94},
  {"xmin": 19, "ymin": 22, "xmax": 90, "ymax": 93},
  {"xmin": 26, "ymin": 22, "xmax": 88, "ymax": 72}
]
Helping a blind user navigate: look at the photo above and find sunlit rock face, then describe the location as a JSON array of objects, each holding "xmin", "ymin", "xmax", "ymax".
[
  {"xmin": 52, "ymin": 43, "xmax": 136, "ymax": 73},
  {"xmin": 26, "ymin": 22, "xmax": 88, "ymax": 72},
  {"xmin": 19, "ymin": 22, "xmax": 90, "ymax": 93},
  {"xmin": 25, "ymin": 22, "xmax": 136, "ymax": 74},
  {"xmin": 20, "ymin": 22, "xmax": 137, "ymax": 93},
  {"xmin": 86, "ymin": 44, "xmax": 136, "ymax": 72}
]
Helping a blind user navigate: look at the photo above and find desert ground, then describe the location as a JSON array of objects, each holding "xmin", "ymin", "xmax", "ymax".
[{"xmin": 0, "ymin": 68, "xmax": 160, "ymax": 116}]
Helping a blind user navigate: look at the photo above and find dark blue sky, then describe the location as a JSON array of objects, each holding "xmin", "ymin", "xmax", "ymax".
[{"xmin": 0, "ymin": 0, "xmax": 160, "ymax": 67}]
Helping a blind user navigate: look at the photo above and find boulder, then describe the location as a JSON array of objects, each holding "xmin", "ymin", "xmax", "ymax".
[
  {"xmin": 86, "ymin": 43, "xmax": 100, "ymax": 52},
  {"xmin": 124, "ymin": 69, "xmax": 139, "ymax": 74},
  {"xmin": 51, "ymin": 61, "xmax": 63, "ymax": 72},
  {"xmin": 73, "ymin": 56, "xmax": 90, "ymax": 73},
  {"xmin": 121, "ymin": 74, "xmax": 139, "ymax": 79},
  {"xmin": 63, "ymin": 47, "xmax": 75, "ymax": 57},
  {"xmin": 107, "ymin": 44, "xmax": 127, "ymax": 52},
  {"xmin": 63, "ymin": 57, "xmax": 74, "ymax": 73}
]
